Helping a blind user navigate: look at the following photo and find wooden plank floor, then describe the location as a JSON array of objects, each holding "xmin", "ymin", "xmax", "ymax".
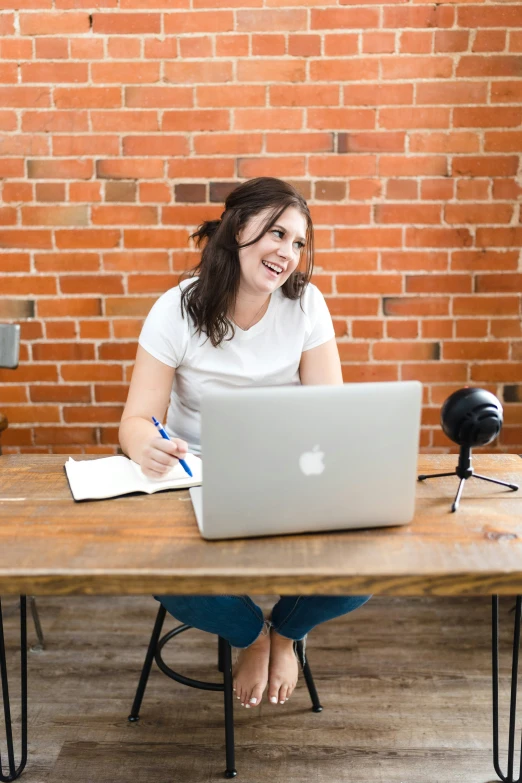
[{"xmin": 0, "ymin": 595, "xmax": 518, "ymax": 783}]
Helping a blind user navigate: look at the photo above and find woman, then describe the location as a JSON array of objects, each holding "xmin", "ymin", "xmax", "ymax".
[{"xmin": 119, "ymin": 177, "xmax": 370, "ymax": 712}]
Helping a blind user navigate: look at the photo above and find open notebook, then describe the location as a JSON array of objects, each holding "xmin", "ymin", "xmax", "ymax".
[{"xmin": 65, "ymin": 454, "xmax": 202, "ymax": 501}]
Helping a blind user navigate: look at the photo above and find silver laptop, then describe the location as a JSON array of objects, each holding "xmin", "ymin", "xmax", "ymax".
[{"xmin": 189, "ymin": 381, "xmax": 422, "ymax": 540}]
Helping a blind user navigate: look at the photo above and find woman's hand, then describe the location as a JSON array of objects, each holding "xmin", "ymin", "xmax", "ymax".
[{"xmin": 140, "ymin": 435, "xmax": 189, "ymax": 479}]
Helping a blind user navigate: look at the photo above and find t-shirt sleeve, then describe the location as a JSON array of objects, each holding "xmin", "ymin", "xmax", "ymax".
[
  {"xmin": 138, "ymin": 286, "xmax": 189, "ymax": 368},
  {"xmin": 302, "ymin": 283, "xmax": 336, "ymax": 352}
]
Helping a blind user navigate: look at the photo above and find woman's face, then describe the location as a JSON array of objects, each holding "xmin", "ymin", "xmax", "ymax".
[{"xmin": 236, "ymin": 206, "xmax": 308, "ymax": 298}]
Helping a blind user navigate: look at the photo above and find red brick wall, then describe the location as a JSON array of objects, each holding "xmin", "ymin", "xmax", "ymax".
[{"xmin": 0, "ymin": 3, "xmax": 521, "ymax": 455}]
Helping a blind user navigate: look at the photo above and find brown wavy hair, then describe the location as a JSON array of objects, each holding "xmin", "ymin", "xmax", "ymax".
[{"xmin": 180, "ymin": 177, "xmax": 314, "ymax": 347}]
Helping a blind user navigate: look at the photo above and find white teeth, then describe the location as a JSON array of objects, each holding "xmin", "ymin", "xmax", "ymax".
[{"xmin": 262, "ymin": 261, "xmax": 283, "ymax": 274}]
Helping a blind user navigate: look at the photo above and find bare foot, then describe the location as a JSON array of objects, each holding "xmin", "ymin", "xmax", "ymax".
[
  {"xmin": 267, "ymin": 628, "xmax": 299, "ymax": 705},
  {"xmin": 232, "ymin": 628, "xmax": 270, "ymax": 708}
]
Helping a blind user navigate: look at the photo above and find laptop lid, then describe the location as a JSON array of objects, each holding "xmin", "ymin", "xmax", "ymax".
[{"xmin": 194, "ymin": 381, "xmax": 422, "ymax": 540}]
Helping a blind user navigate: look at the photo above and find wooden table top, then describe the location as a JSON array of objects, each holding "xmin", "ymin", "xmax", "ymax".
[{"xmin": 0, "ymin": 453, "xmax": 521, "ymax": 597}]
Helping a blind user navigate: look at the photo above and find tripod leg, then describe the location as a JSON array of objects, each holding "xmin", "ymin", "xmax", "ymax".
[
  {"xmin": 473, "ymin": 474, "xmax": 519, "ymax": 492},
  {"xmin": 451, "ymin": 477, "xmax": 467, "ymax": 512},
  {"xmin": 492, "ymin": 596, "xmax": 522, "ymax": 783},
  {"xmin": 0, "ymin": 597, "xmax": 28, "ymax": 783},
  {"xmin": 418, "ymin": 472, "xmax": 457, "ymax": 481}
]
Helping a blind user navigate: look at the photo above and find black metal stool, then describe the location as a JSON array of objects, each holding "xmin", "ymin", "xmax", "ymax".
[{"xmin": 128, "ymin": 604, "xmax": 323, "ymax": 778}]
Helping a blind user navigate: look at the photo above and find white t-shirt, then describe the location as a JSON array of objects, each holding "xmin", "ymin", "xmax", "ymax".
[{"xmin": 138, "ymin": 278, "xmax": 335, "ymax": 455}]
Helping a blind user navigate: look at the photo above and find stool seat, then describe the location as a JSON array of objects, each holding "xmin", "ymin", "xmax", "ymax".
[{"xmin": 129, "ymin": 605, "xmax": 323, "ymax": 778}]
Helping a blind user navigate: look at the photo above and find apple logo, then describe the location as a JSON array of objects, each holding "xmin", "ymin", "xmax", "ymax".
[{"xmin": 299, "ymin": 445, "xmax": 325, "ymax": 476}]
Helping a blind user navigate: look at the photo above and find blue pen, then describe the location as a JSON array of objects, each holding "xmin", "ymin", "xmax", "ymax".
[{"xmin": 152, "ymin": 416, "xmax": 193, "ymax": 478}]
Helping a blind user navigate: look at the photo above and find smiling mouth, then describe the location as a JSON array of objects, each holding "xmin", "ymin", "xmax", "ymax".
[{"xmin": 262, "ymin": 260, "xmax": 284, "ymax": 275}]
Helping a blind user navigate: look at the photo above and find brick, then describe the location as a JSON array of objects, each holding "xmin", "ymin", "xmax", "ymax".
[
  {"xmin": 491, "ymin": 81, "xmax": 522, "ymax": 103},
  {"xmin": 60, "ymin": 275, "xmax": 124, "ymax": 295},
  {"xmin": 386, "ymin": 320, "xmax": 419, "ymax": 339},
  {"xmin": 105, "ymin": 181, "xmax": 137, "ymax": 202},
  {"xmin": 504, "ymin": 385, "xmax": 522, "ymax": 403},
  {"xmin": 237, "ymin": 9, "xmax": 305, "ymax": 31},
  {"xmin": 235, "ymin": 108, "xmax": 303, "ymax": 131},
  {"xmin": 410, "ymin": 132, "xmax": 479, "ymax": 154},
  {"xmin": 54, "ymin": 87, "xmax": 122, "ymax": 109},
  {"xmin": 417, "ymin": 82, "xmax": 487, "ymax": 105},
  {"xmin": 352, "ymin": 320, "xmax": 383, "ymax": 339},
  {"xmin": 459, "ymin": 6, "xmax": 522, "ymax": 27},
  {"xmin": 325, "ymin": 297, "xmax": 379, "ymax": 317},
  {"xmin": 402, "ymin": 363, "xmax": 468, "ymax": 383},
  {"xmin": 143, "ymin": 36, "xmax": 177, "ymax": 59},
  {"xmin": 2, "ymin": 405, "xmax": 60, "ymax": 424},
  {"xmin": 0, "ymin": 135, "xmax": 49, "ymax": 156},
  {"xmin": 162, "ymin": 205, "xmax": 221, "ymax": 225},
  {"xmin": 0, "ymin": 110, "xmax": 18, "ymax": 131},
  {"xmin": 336, "ymin": 274, "xmax": 402, "ymax": 295},
  {"xmin": 457, "ymin": 56, "xmax": 522, "ymax": 78},
  {"xmin": 455, "ymin": 107, "xmax": 522, "ymax": 128},
  {"xmin": 491, "ymin": 320, "xmax": 522, "ymax": 338},
  {"xmin": 112, "ymin": 319, "xmax": 143, "ymax": 338},
  {"xmin": 405, "ymin": 228, "xmax": 472, "ymax": 249},
  {"xmin": 476, "ymin": 228, "xmax": 522, "ymax": 247},
  {"xmin": 194, "ymin": 134, "xmax": 261, "ymax": 156},
  {"xmin": 20, "ymin": 12, "xmax": 89, "ymax": 35},
  {"xmin": 0, "ymin": 299, "xmax": 34, "ymax": 319},
  {"xmin": 238, "ymin": 157, "xmax": 305, "ymax": 178},
  {"xmin": 179, "ymin": 36, "xmax": 212, "ymax": 58},
  {"xmin": 0, "ymin": 253, "xmax": 31, "ymax": 273},
  {"xmin": 22, "ymin": 206, "xmax": 88, "ymax": 226},
  {"xmin": 123, "ymin": 229, "xmax": 188, "ymax": 249},
  {"xmin": 239, "ymin": 60, "xmax": 306, "ymax": 83},
  {"xmin": 311, "ymin": 59, "xmax": 378, "ymax": 82},
  {"xmin": 443, "ymin": 341, "xmax": 509, "ymax": 361},
  {"xmin": 46, "ymin": 321, "xmax": 76, "ymax": 339},
  {"xmin": 289, "ymin": 34, "xmax": 321, "ymax": 57},
  {"xmin": 0, "ymin": 230, "xmax": 52, "ymax": 249},
  {"xmin": 472, "ymin": 364, "xmax": 522, "ymax": 383},
  {"xmin": 105, "ymin": 296, "xmax": 156, "ymax": 316},
  {"xmin": 311, "ymin": 8, "xmax": 378, "ymax": 29},
  {"xmin": 63, "ymin": 405, "xmax": 123, "ymax": 424},
  {"xmin": 28, "ymin": 159, "xmax": 92, "ymax": 179},
  {"xmin": 456, "ymin": 179, "xmax": 489, "ymax": 201},
  {"xmin": 373, "ymin": 342, "xmax": 440, "ymax": 362},
  {"xmin": 139, "ymin": 183, "xmax": 171, "ymax": 203},
  {"xmin": 338, "ymin": 132, "xmax": 405, "ymax": 153},
  {"xmin": 164, "ymin": 10, "xmax": 233, "ymax": 34},
  {"xmin": 334, "ymin": 227, "xmax": 402, "ymax": 248},
  {"xmin": 122, "ymin": 135, "xmax": 188, "ymax": 157},
  {"xmin": 0, "ymin": 207, "xmax": 16, "ymax": 225},
  {"xmin": 406, "ymin": 274, "xmax": 472, "ymax": 294},
  {"xmin": 475, "ymin": 274, "xmax": 522, "ymax": 293},
  {"xmin": 209, "ymin": 182, "xmax": 240, "ymax": 203},
  {"xmin": 54, "ymin": 232, "xmax": 118, "ymax": 255},
  {"xmin": 22, "ymin": 63, "xmax": 88, "ymax": 83},
  {"xmin": 486, "ymin": 131, "xmax": 522, "ymax": 153},
  {"xmin": 382, "ymin": 57, "xmax": 452, "ymax": 80},
  {"xmin": 375, "ymin": 204, "xmax": 441, "ymax": 224},
  {"xmin": 342, "ymin": 365, "xmax": 398, "ymax": 383},
  {"xmin": 383, "ymin": 297, "xmax": 450, "ymax": 317},
  {"xmin": 252, "ymin": 34, "xmax": 285, "ymax": 56},
  {"xmin": 92, "ymin": 63, "xmax": 160, "ymax": 84},
  {"xmin": 380, "ymin": 108, "xmax": 450, "ymax": 130},
  {"xmin": 61, "ymin": 364, "xmax": 123, "ymax": 382},
  {"xmin": 97, "ymin": 343, "xmax": 137, "ymax": 360},
  {"xmin": 96, "ymin": 159, "xmax": 165, "ymax": 179},
  {"xmin": 0, "ymin": 160, "xmax": 24, "ymax": 177},
  {"xmin": 337, "ymin": 343, "xmax": 369, "ymax": 362},
  {"xmin": 34, "ymin": 427, "xmax": 97, "ymax": 445},
  {"xmin": 363, "ymin": 32, "xmax": 396, "ymax": 54},
  {"xmin": 1, "ymin": 275, "xmax": 56, "ymax": 295},
  {"xmin": 446, "ymin": 204, "xmax": 513, "ymax": 225},
  {"xmin": 434, "ymin": 30, "xmax": 470, "ymax": 53},
  {"xmin": 165, "ymin": 61, "xmax": 232, "ymax": 84},
  {"xmin": 35, "ymin": 183, "xmax": 66, "ymax": 202},
  {"xmin": 30, "ymin": 385, "xmax": 92, "ymax": 403},
  {"xmin": 162, "ymin": 110, "xmax": 229, "ymax": 132},
  {"xmin": 215, "ymin": 34, "xmax": 249, "ymax": 57},
  {"xmin": 103, "ymin": 251, "xmax": 169, "ymax": 271},
  {"xmin": 175, "ymin": 184, "xmax": 206, "ymax": 203},
  {"xmin": 79, "ymin": 320, "xmax": 111, "ymax": 339},
  {"xmin": 384, "ymin": 6, "xmax": 454, "ymax": 28},
  {"xmin": 127, "ymin": 273, "xmax": 180, "ymax": 294},
  {"xmin": 93, "ymin": 13, "xmax": 160, "ymax": 34},
  {"xmin": 452, "ymin": 156, "xmax": 518, "ymax": 177},
  {"xmin": 0, "ymin": 365, "xmax": 57, "ymax": 383},
  {"xmin": 32, "ymin": 343, "xmax": 95, "ymax": 361},
  {"xmin": 386, "ymin": 179, "xmax": 418, "ymax": 200},
  {"xmin": 0, "ymin": 387, "xmax": 28, "ymax": 403},
  {"xmin": 453, "ymin": 296, "xmax": 520, "ymax": 316},
  {"xmin": 92, "ymin": 205, "xmax": 157, "ymax": 226},
  {"xmin": 315, "ymin": 252, "xmax": 377, "ymax": 272},
  {"xmin": 400, "ymin": 31, "xmax": 432, "ymax": 55},
  {"xmin": 421, "ymin": 179, "xmax": 454, "ymax": 201},
  {"xmin": 314, "ymin": 181, "xmax": 346, "ymax": 201},
  {"xmin": 70, "ymin": 37, "xmax": 105, "ymax": 60},
  {"xmin": 36, "ymin": 298, "xmax": 101, "ymax": 317},
  {"xmin": 34, "ymin": 37, "xmax": 68, "ymax": 59},
  {"xmin": 493, "ymin": 179, "xmax": 522, "ymax": 200},
  {"xmin": 94, "ymin": 384, "xmax": 129, "ymax": 403},
  {"xmin": 309, "ymin": 156, "xmax": 376, "ymax": 177},
  {"xmin": 53, "ymin": 135, "xmax": 119, "ymax": 157},
  {"xmin": 350, "ymin": 179, "xmax": 382, "ymax": 200},
  {"xmin": 125, "ymin": 86, "xmax": 192, "ymax": 108},
  {"xmin": 198, "ymin": 85, "xmax": 264, "ymax": 108}
]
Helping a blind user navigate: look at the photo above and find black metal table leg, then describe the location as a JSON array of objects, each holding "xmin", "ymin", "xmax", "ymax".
[
  {"xmin": 0, "ymin": 597, "xmax": 27, "ymax": 782},
  {"xmin": 492, "ymin": 596, "xmax": 522, "ymax": 783}
]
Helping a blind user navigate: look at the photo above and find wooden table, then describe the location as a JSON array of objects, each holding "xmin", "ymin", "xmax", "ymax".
[{"xmin": 0, "ymin": 453, "xmax": 521, "ymax": 781}]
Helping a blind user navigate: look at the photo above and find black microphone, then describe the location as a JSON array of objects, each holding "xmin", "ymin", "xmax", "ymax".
[{"xmin": 418, "ymin": 387, "xmax": 518, "ymax": 512}]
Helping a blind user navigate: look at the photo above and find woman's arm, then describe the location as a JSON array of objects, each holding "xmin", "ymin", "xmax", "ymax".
[
  {"xmin": 119, "ymin": 345, "xmax": 188, "ymax": 477},
  {"xmin": 299, "ymin": 337, "xmax": 343, "ymax": 386}
]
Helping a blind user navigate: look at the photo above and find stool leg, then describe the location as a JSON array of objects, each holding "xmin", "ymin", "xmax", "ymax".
[
  {"xmin": 218, "ymin": 635, "xmax": 224, "ymax": 673},
  {"xmin": 128, "ymin": 605, "xmax": 166, "ymax": 722},
  {"xmin": 219, "ymin": 638, "xmax": 237, "ymax": 779},
  {"xmin": 0, "ymin": 597, "xmax": 27, "ymax": 782},
  {"xmin": 295, "ymin": 640, "xmax": 323, "ymax": 713},
  {"xmin": 492, "ymin": 596, "xmax": 522, "ymax": 783}
]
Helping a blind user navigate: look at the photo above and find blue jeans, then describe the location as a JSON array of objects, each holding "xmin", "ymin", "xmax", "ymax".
[{"xmin": 155, "ymin": 594, "xmax": 371, "ymax": 649}]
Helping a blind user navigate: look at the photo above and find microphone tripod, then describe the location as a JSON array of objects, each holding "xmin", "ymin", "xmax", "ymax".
[{"xmin": 418, "ymin": 445, "xmax": 519, "ymax": 512}]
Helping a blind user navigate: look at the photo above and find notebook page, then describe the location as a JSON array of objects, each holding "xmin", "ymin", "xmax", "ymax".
[
  {"xmin": 130, "ymin": 452, "xmax": 202, "ymax": 491},
  {"xmin": 65, "ymin": 456, "xmax": 140, "ymax": 501}
]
